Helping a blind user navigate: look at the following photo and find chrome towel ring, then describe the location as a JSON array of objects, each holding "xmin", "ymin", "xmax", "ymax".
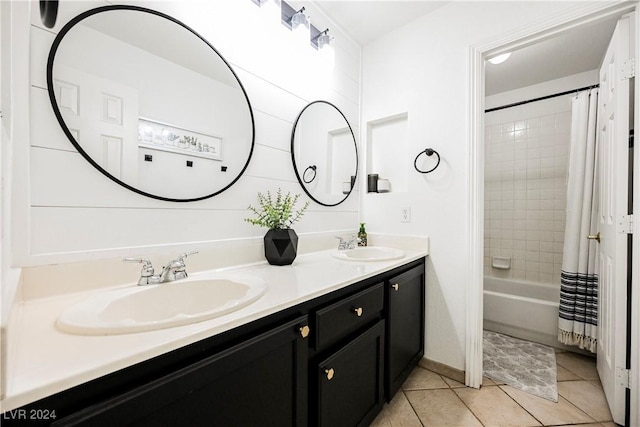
[{"xmin": 414, "ymin": 148, "xmax": 440, "ymax": 174}]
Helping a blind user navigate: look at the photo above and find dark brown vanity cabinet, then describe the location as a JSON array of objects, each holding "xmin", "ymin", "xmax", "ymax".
[
  {"xmin": 3, "ymin": 258, "xmax": 425, "ymax": 427},
  {"xmin": 385, "ymin": 265, "xmax": 425, "ymax": 399}
]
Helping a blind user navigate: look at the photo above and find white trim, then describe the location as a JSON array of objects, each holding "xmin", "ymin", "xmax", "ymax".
[
  {"xmin": 630, "ymin": 8, "xmax": 640, "ymax": 427},
  {"xmin": 466, "ymin": 0, "xmax": 638, "ymax": 389}
]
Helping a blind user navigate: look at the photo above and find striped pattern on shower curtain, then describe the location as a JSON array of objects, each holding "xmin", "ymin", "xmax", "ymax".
[{"xmin": 557, "ymin": 88, "xmax": 599, "ymax": 354}]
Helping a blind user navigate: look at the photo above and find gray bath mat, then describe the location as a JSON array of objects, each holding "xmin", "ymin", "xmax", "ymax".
[{"xmin": 483, "ymin": 330, "xmax": 558, "ymax": 402}]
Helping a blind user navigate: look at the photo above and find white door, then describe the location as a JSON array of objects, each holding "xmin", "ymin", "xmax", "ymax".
[
  {"xmin": 596, "ymin": 13, "xmax": 633, "ymax": 425},
  {"xmin": 52, "ymin": 65, "xmax": 139, "ymax": 184}
]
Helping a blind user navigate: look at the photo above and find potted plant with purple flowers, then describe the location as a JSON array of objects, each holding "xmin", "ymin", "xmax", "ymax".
[{"xmin": 245, "ymin": 189, "xmax": 309, "ymax": 266}]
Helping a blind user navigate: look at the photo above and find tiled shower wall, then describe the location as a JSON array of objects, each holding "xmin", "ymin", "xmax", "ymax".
[{"xmin": 484, "ymin": 95, "xmax": 573, "ymax": 286}]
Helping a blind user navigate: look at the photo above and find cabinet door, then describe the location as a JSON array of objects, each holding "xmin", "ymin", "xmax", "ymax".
[
  {"xmin": 386, "ymin": 265, "xmax": 425, "ymax": 399},
  {"xmin": 54, "ymin": 316, "xmax": 310, "ymax": 427},
  {"xmin": 316, "ymin": 321, "xmax": 385, "ymax": 427}
]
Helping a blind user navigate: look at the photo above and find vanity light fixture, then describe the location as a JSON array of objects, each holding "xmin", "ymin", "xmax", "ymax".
[
  {"xmin": 290, "ymin": 7, "xmax": 310, "ymax": 48},
  {"xmin": 314, "ymin": 28, "xmax": 335, "ymax": 67},
  {"xmin": 251, "ymin": 0, "xmax": 335, "ymax": 56},
  {"xmin": 488, "ymin": 52, "xmax": 511, "ymax": 64}
]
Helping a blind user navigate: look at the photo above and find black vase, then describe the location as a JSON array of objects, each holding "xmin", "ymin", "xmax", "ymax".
[{"xmin": 264, "ymin": 228, "xmax": 298, "ymax": 266}]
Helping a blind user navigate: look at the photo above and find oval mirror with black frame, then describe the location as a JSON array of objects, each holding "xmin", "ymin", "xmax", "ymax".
[
  {"xmin": 291, "ymin": 101, "xmax": 358, "ymax": 207},
  {"xmin": 47, "ymin": 5, "xmax": 255, "ymax": 202}
]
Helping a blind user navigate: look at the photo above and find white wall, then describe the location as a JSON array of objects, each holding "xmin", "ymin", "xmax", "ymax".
[
  {"xmin": 361, "ymin": 1, "xmax": 599, "ymax": 371},
  {"xmin": 12, "ymin": 0, "xmax": 361, "ymax": 266}
]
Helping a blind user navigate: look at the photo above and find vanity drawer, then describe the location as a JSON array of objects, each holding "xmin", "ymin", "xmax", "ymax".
[{"xmin": 314, "ymin": 282, "xmax": 384, "ymax": 349}]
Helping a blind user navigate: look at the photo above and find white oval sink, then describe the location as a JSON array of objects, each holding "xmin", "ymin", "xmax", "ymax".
[
  {"xmin": 331, "ymin": 247, "xmax": 405, "ymax": 262},
  {"xmin": 57, "ymin": 274, "xmax": 267, "ymax": 335}
]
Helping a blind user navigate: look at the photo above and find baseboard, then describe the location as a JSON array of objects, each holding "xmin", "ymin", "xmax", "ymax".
[{"xmin": 419, "ymin": 357, "xmax": 465, "ymax": 385}]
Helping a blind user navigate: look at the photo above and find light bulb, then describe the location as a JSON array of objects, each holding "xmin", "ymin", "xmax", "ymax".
[{"xmin": 488, "ymin": 52, "xmax": 511, "ymax": 65}]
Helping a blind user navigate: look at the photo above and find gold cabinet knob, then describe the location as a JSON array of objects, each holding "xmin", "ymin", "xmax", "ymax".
[
  {"xmin": 299, "ymin": 325, "xmax": 310, "ymax": 338},
  {"xmin": 353, "ymin": 307, "xmax": 363, "ymax": 317},
  {"xmin": 587, "ymin": 232, "xmax": 600, "ymax": 243},
  {"xmin": 325, "ymin": 368, "xmax": 335, "ymax": 380},
  {"xmin": 392, "ymin": 283, "xmax": 399, "ymax": 291}
]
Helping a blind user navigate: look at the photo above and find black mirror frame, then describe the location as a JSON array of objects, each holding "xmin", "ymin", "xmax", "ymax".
[
  {"xmin": 291, "ymin": 100, "xmax": 358, "ymax": 207},
  {"xmin": 46, "ymin": 5, "xmax": 255, "ymax": 202}
]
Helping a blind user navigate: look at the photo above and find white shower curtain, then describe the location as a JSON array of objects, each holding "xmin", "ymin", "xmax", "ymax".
[{"xmin": 558, "ymin": 88, "xmax": 599, "ymax": 353}]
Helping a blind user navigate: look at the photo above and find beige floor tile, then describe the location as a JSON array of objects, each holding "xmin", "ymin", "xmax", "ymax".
[
  {"xmin": 500, "ymin": 385, "xmax": 595, "ymax": 425},
  {"xmin": 454, "ymin": 385, "xmax": 541, "ymax": 427},
  {"xmin": 370, "ymin": 391, "xmax": 422, "ymax": 427},
  {"xmin": 554, "ymin": 424, "xmax": 607, "ymax": 427},
  {"xmin": 555, "ymin": 352, "xmax": 599, "ymax": 380},
  {"xmin": 556, "ymin": 364, "xmax": 581, "ymax": 381},
  {"xmin": 405, "ymin": 389, "xmax": 482, "ymax": 426},
  {"xmin": 557, "ymin": 380, "xmax": 612, "ymax": 422},
  {"xmin": 483, "ymin": 375, "xmax": 502, "ymax": 386},
  {"xmin": 442, "ymin": 376, "xmax": 466, "ymax": 388},
  {"xmin": 402, "ymin": 366, "xmax": 449, "ymax": 390}
]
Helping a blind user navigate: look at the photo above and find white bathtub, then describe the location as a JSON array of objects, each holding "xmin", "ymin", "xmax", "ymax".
[{"xmin": 483, "ymin": 276, "xmax": 561, "ymax": 348}]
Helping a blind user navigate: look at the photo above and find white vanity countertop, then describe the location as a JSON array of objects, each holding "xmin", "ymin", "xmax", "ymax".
[{"xmin": 1, "ymin": 247, "xmax": 428, "ymax": 412}]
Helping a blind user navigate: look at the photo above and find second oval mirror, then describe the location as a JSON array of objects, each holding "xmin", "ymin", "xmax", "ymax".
[
  {"xmin": 47, "ymin": 6, "xmax": 255, "ymax": 202},
  {"xmin": 291, "ymin": 101, "xmax": 358, "ymax": 206}
]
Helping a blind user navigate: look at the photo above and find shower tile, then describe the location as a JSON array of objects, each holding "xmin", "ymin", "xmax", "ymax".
[
  {"xmin": 454, "ymin": 386, "xmax": 541, "ymax": 427},
  {"xmin": 525, "ymin": 251, "xmax": 540, "ymax": 262},
  {"xmin": 525, "ymin": 271, "xmax": 540, "ymax": 281},
  {"xmin": 502, "ymin": 123, "xmax": 515, "ymax": 133},
  {"xmin": 527, "ymin": 117, "xmax": 540, "ymax": 129}
]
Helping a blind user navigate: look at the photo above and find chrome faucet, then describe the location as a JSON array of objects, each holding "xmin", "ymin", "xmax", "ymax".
[
  {"xmin": 124, "ymin": 251, "xmax": 198, "ymax": 286},
  {"xmin": 335, "ymin": 234, "xmax": 360, "ymax": 250}
]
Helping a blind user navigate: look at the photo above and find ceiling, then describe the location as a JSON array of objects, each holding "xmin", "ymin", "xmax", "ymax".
[
  {"xmin": 309, "ymin": 1, "xmax": 622, "ymax": 95},
  {"xmin": 485, "ymin": 15, "xmax": 620, "ymax": 95},
  {"xmin": 312, "ymin": 1, "xmax": 447, "ymax": 45}
]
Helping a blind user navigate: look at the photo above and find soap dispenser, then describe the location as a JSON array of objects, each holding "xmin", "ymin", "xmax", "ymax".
[{"xmin": 358, "ymin": 223, "xmax": 367, "ymax": 247}]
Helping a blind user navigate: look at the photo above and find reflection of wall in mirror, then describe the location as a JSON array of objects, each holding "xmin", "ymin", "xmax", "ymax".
[
  {"xmin": 296, "ymin": 106, "xmax": 347, "ymax": 196},
  {"xmin": 327, "ymin": 127, "xmax": 354, "ymax": 195},
  {"xmin": 54, "ymin": 23, "xmax": 251, "ymax": 199}
]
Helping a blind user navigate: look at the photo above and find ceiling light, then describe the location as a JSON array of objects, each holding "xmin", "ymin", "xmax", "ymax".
[{"xmin": 488, "ymin": 52, "xmax": 511, "ymax": 65}]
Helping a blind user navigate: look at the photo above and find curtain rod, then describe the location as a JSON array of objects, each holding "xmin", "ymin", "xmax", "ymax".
[{"xmin": 485, "ymin": 84, "xmax": 600, "ymax": 113}]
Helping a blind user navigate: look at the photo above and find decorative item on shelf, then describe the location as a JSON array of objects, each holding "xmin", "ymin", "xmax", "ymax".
[
  {"xmin": 357, "ymin": 223, "xmax": 367, "ymax": 247},
  {"xmin": 245, "ymin": 189, "xmax": 310, "ymax": 266},
  {"xmin": 303, "ymin": 165, "xmax": 317, "ymax": 183},
  {"xmin": 377, "ymin": 179, "xmax": 391, "ymax": 193},
  {"xmin": 414, "ymin": 148, "xmax": 441, "ymax": 174}
]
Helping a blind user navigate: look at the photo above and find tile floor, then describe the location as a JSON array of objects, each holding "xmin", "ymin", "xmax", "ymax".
[{"xmin": 372, "ymin": 349, "xmax": 618, "ymax": 427}]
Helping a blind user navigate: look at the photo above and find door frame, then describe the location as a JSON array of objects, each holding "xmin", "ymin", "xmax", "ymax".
[{"xmin": 466, "ymin": 2, "xmax": 639, "ymax": 422}]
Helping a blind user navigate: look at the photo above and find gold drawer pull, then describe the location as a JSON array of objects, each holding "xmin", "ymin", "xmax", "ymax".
[
  {"xmin": 325, "ymin": 368, "xmax": 335, "ymax": 380},
  {"xmin": 299, "ymin": 325, "xmax": 310, "ymax": 338},
  {"xmin": 353, "ymin": 307, "xmax": 363, "ymax": 317},
  {"xmin": 392, "ymin": 283, "xmax": 399, "ymax": 291}
]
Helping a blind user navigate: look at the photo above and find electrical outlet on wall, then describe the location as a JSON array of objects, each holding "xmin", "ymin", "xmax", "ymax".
[{"xmin": 401, "ymin": 207, "xmax": 411, "ymax": 223}]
